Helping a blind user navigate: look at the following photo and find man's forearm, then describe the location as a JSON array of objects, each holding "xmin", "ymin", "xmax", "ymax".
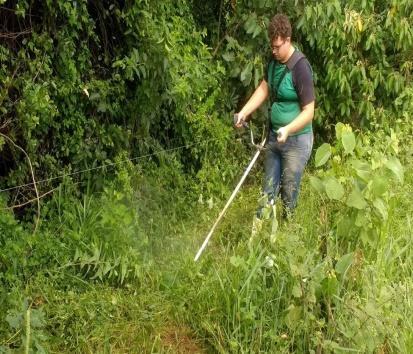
[
  {"xmin": 239, "ymin": 80, "xmax": 269, "ymax": 119},
  {"xmin": 285, "ymin": 101, "xmax": 315, "ymax": 134}
]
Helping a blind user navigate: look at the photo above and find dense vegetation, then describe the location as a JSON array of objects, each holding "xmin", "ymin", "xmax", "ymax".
[{"xmin": 0, "ymin": 0, "xmax": 412, "ymax": 352}]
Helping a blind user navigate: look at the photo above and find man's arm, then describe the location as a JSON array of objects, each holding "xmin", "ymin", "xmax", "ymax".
[
  {"xmin": 235, "ymin": 80, "xmax": 269, "ymax": 128},
  {"xmin": 277, "ymin": 100, "xmax": 314, "ymax": 142},
  {"xmin": 277, "ymin": 58, "xmax": 315, "ymax": 142}
]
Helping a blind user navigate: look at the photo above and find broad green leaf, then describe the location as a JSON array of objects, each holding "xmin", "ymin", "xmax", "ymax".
[
  {"xmin": 315, "ymin": 143, "xmax": 331, "ymax": 167},
  {"xmin": 292, "ymin": 284, "xmax": 302, "ymax": 298},
  {"xmin": 6, "ymin": 311, "xmax": 22, "ymax": 329},
  {"xmin": 285, "ymin": 305, "xmax": 302, "ymax": 329},
  {"xmin": 385, "ymin": 157, "xmax": 404, "ymax": 184},
  {"xmin": 230, "ymin": 256, "xmax": 244, "ymax": 267},
  {"xmin": 373, "ymin": 198, "xmax": 388, "ymax": 220},
  {"xmin": 346, "ymin": 187, "xmax": 367, "ymax": 209},
  {"xmin": 335, "ymin": 122, "xmax": 346, "ymax": 140},
  {"xmin": 252, "ymin": 26, "xmax": 262, "ymax": 38},
  {"xmin": 335, "ymin": 252, "xmax": 354, "ymax": 275},
  {"xmin": 337, "ymin": 217, "xmax": 355, "ymax": 237},
  {"xmin": 360, "ymin": 229, "xmax": 371, "ymax": 246},
  {"xmin": 320, "ymin": 276, "xmax": 338, "ymax": 297},
  {"xmin": 355, "ymin": 210, "xmax": 369, "ymax": 227},
  {"xmin": 323, "ymin": 340, "xmax": 340, "ymax": 350},
  {"xmin": 369, "ymin": 176, "xmax": 387, "ymax": 197},
  {"xmin": 352, "ymin": 160, "xmax": 371, "ymax": 182},
  {"xmin": 309, "ymin": 176, "xmax": 325, "ymax": 194},
  {"xmin": 222, "ymin": 52, "xmax": 235, "ymax": 62},
  {"xmin": 341, "ymin": 131, "xmax": 356, "ymax": 154},
  {"xmin": 30, "ymin": 309, "xmax": 45, "ymax": 328},
  {"xmin": 244, "ymin": 13, "xmax": 258, "ymax": 34},
  {"xmin": 324, "ymin": 177, "xmax": 344, "ymax": 200},
  {"xmin": 240, "ymin": 63, "xmax": 253, "ymax": 86}
]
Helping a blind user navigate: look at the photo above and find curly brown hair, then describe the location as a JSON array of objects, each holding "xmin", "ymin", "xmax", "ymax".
[{"xmin": 268, "ymin": 14, "xmax": 292, "ymax": 41}]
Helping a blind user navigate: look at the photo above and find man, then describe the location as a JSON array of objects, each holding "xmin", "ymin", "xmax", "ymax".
[{"xmin": 235, "ymin": 13, "xmax": 315, "ymax": 217}]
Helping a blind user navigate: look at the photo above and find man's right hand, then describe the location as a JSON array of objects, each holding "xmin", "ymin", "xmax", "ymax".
[{"xmin": 234, "ymin": 113, "xmax": 247, "ymax": 128}]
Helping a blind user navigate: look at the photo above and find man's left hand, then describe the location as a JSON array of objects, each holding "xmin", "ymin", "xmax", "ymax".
[{"xmin": 277, "ymin": 127, "xmax": 289, "ymax": 143}]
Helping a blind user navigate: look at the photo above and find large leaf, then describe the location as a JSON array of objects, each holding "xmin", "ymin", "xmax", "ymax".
[
  {"xmin": 352, "ymin": 160, "xmax": 372, "ymax": 182},
  {"xmin": 385, "ymin": 157, "xmax": 404, "ymax": 184},
  {"xmin": 370, "ymin": 176, "xmax": 387, "ymax": 197},
  {"xmin": 324, "ymin": 177, "xmax": 344, "ymax": 200},
  {"xmin": 373, "ymin": 198, "xmax": 388, "ymax": 220},
  {"xmin": 355, "ymin": 210, "xmax": 369, "ymax": 227},
  {"xmin": 346, "ymin": 187, "xmax": 367, "ymax": 209},
  {"xmin": 222, "ymin": 52, "xmax": 235, "ymax": 62},
  {"xmin": 240, "ymin": 62, "xmax": 253, "ymax": 86},
  {"xmin": 341, "ymin": 131, "xmax": 356, "ymax": 154},
  {"xmin": 335, "ymin": 122, "xmax": 346, "ymax": 140},
  {"xmin": 335, "ymin": 252, "xmax": 354, "ymax": 275},
  {"xmin": 320, "ymin": 276, "xmax": 338, "ymax": 297},
  {"xmin": 285, "ymin": 304, "xmax": 302, "ymax": 329},
  {"xmin": 315, "ymin": 143, "xmax": 331, "ymax": 167},
  {"xmin": 337, "ymin": 217, "xmax": 355, "ymax": 237},
  {"xmin": 309, "ymin": 176, "xmax": 325, "ymax": 194}
]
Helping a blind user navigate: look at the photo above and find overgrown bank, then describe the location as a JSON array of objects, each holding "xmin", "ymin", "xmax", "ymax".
[
  {"xmin": 1, "ymin": 0, "xmax": 413, "ymax": 352},
  {"xmin": 1, "ymin": 125, "xmax": 412, "ymax": 352}
]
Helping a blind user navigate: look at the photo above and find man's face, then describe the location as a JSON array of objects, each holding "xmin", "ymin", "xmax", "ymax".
[{"xmin": 271, "ymin": 36, "xmax": 290, "ymax": 61}]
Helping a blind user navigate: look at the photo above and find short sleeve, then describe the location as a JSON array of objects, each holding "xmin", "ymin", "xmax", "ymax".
[{"xmin": 292, "ymin": 58, "xmax": 315, "ymax": 107}]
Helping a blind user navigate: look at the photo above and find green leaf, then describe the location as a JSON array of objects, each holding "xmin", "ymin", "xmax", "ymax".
[
  {"xmin": 352, "ymin": 160, "xmax": 372, "ymax": 182},
  {"xmin": 335, "ymin": 253, "xmax": 354, "ymax": 275},
  {"xmin": 335, "ymin": 122, "xmax": 345, "ymax": 140},
  {"xmin": 341, "ymin": 131, "xmax": 356, "ymax": 154},
  {"xmin": 370, "ymin": 176, "xmax": 387, "ymax": 197},
  {"xmin": 230, "ymin": 256, "xmax": 244, "ymax": 267},
  {"xmin": 385, "ymin": 157, "xmax": 404, "ymax": 184},
  {"xmin": 30, "ymin": 309, "xmax": 45, "ymax": 328},
  {"xmin": 240, "ymin": 63, "xmax": 253, "ymax": 86},
  {"xmin": 355, "ymin": 210, "xmax": 369, "ymax": 227},
  {"xmin": 285, "ymin": 304, "xmax": 302, "ymax": 329},
  {"xmin": 315, "ymin": 143, "xmax": 331, "ymax": 167},
  {"xmin": 373, "ymin": 198, "xmax": 388, "ymax": 220},
  {"xmin": 6, "ymin": 310, "xmax": 23, "ymax": 329},
  {"xmin": 324, "ymin": 177, "xmax": 344, "ymax": 200},
  {"xmin": 244, "ymin": 13, "xmax": 258, "ymax": 35},
  {"xmin": 292, "ymin": 284, "xmax": 302, "ymax": 298},
  {"xmin": 337, "ymin": 217, "xmax": 355, "ymax": 237},
  {"xmin": 346, "ymin": 187, "xmax": 367, "ymax": 209},
  {"xmin": 320, "ymin": 276, "xmax": 338, "ymax": 297},
  {"xmin": 252, "ymin": 26, "xmax": 262, "ymax": 38},
  {"xmin": 222, "ymin": 52, "xmax": 235, "ymax": 62},
  {"xmin": 309, "ymin": 176, "xmax": 325, "ymax": 194}
]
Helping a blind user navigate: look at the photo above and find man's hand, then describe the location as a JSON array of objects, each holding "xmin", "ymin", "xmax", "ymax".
[
  {"xmin": 234, "ymin": 113, "xmax": 247, "ymax": 128},
  {"xmin": 277, "ymin": 127, "xmax": 289, "ymax": 143}
]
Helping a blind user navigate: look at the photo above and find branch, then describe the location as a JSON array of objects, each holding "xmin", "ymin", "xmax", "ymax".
[
  {"xmin": 0, "ymin": 29, "xmax": 32, "ymax": 39},
  {"xmin": 2, "ymin": 187, "xmax": 58, "ymax": 210},
  {"xmin": 0, "ymin": 119, "xmax": 12, "ymax": 131},
  {"xmin": 0, "ymin": 133, "xmax": 40, "ymax": 234}
]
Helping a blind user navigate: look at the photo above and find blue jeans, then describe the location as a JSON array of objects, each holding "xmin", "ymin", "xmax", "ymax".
[{"xmin": 263, "ymin": 131, "xmax": 313, "ymax": 210}]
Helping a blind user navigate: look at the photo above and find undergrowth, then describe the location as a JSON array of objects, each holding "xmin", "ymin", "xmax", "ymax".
[{"xmin": 0, "ymin": 126, "xmax": 412, "ymax": 353}]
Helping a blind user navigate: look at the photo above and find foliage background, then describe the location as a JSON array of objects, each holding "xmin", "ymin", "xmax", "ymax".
[{"xmin": 0, "ymin": 0, "xmax": 412, "ymax": 352}]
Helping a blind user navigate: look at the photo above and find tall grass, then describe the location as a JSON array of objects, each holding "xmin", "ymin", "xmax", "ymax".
[{"xmin": 1, "ymin": 147, "xmax": 412, "ymax": 353}]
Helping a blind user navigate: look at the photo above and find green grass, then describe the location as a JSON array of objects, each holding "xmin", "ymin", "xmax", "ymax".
[{"xmin": 1, "ymin": 161, "xmax": 412, "ymax": 353}]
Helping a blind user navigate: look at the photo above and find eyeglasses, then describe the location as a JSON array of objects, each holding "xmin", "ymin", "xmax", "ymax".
[{"xmin": 270, "ymin": 40, "xmax": 286, "ymax": 52}]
